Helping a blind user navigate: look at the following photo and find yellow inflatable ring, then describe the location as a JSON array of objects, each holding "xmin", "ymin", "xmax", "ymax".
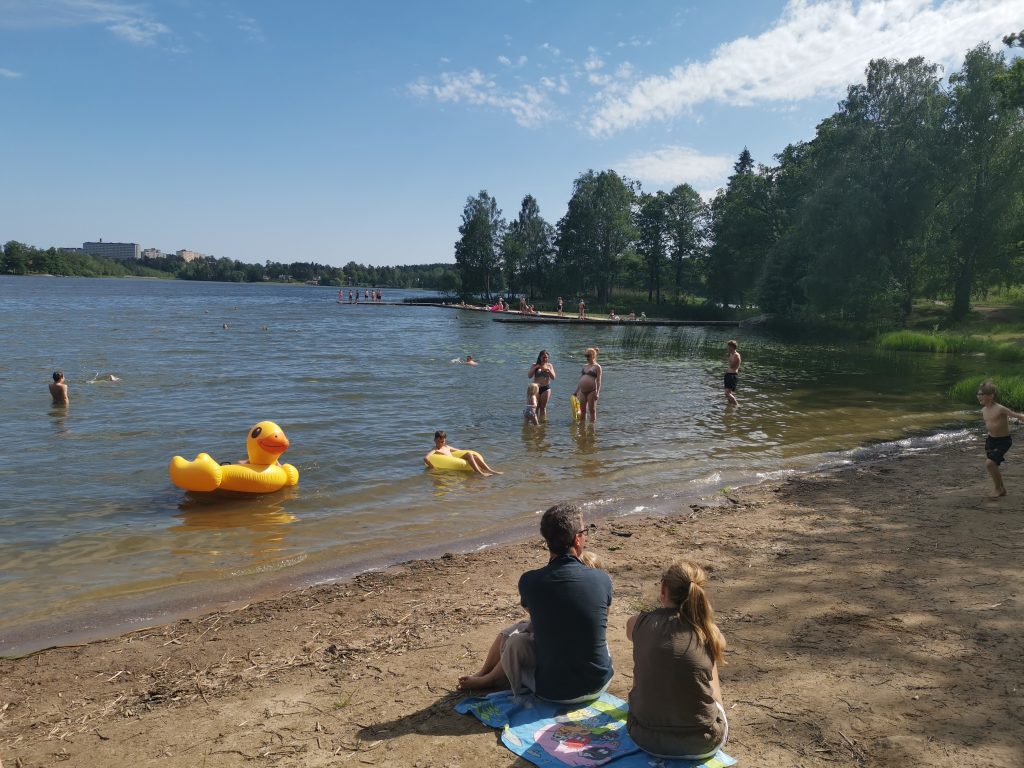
[
  {"xmin": 169, "ymin": 421, "xmax": 300, "ymax": 493},
  {"xmin": 427, "ymin": 449, "xmax": 478, "ymax": 472}
]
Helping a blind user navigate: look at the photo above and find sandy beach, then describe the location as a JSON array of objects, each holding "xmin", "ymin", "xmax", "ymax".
[{"xmin": 1, "ymin": 439, "xmax": 1021, "ymax": 768}]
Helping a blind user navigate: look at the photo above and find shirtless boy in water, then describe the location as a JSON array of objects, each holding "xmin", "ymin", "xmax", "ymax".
[
  {"xmin": 49, "ymin": 371, "xmax": 69, "ymax": 405},
  {"xmin": 977, "ymin": 381, "xmax": 1024, "ymax": 499},
  {"xmin": 724, "ymin": 340, "xmax": 741, "ymax": 406}
]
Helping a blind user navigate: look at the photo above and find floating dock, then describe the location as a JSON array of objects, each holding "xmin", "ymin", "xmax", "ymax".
[{"xmin": 335, "ymin": 300, "xmax": 740, "ymax": 327}]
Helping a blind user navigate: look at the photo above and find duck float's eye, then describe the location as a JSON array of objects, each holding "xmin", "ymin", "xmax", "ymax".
[{"xmin": 251, "ymin": 426, "xmax": 263, "ymax": 439}]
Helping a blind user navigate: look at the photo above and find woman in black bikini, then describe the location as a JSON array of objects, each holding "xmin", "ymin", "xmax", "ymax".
[
  {"xmin": 576, "ymin": 347, "xmax": 602, "ymax": 422},
  {"xmin": 528, "ymin": 350, "xmax": 556, "ymax": 417}
]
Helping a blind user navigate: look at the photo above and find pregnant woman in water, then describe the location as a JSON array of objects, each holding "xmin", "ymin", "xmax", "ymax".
[
  {"xmin": 575, "ymin": 347, "xmax": 602, "ymax": 422},
  {"xmin": 527, "ymin": 350, "xmax": 556, "ymax": 418}
]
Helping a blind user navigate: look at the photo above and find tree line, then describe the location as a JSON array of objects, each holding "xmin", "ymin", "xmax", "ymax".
[
  {"xmin": 454, "ymin": 36, "xmax": 1024, "ymax": 323},
  {"xmin": 0, "ymin": 241, "xmax": 460, "ymax": 291}
]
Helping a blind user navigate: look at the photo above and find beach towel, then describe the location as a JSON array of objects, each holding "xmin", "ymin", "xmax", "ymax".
[{"xmin": 456, "ymin": 690, "xmax": 736, "ymax": 768}]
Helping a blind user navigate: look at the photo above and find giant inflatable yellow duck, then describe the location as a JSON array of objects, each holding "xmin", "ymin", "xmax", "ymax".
[{"xmin": 169, "ymin": 421, "xmax": 300, "ymax": 493}]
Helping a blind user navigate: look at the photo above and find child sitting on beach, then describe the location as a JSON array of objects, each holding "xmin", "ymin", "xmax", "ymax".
[
  {"xmin": 626, "ymin": 559, "xmax": 728, "ymax": 760},
  {"xmin": 523, "ymin": 383, "xmax": 540, "ymax": 425},
  {"xmin": 977, "ymin": 380, "xmax": 1024, "ymax": 499},
  {"xmin": 457, "ymin": 550, "xmax": 602, "ymax": 690}
]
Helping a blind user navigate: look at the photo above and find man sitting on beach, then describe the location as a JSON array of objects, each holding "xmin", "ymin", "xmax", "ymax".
[{"xmin": 501, "ymin": 503, "xmax": 613, "ymax": 703}]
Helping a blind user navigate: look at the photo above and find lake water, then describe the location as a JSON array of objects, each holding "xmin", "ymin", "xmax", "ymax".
[{"xmin": 0, "ymin": 276, "xmax": 984, "ymax": 655}]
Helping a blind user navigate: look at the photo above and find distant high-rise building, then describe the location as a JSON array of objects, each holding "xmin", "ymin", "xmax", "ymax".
[
  {"xmin": 82, "ymin": 240, "xmax": 140, "ymax": 261},
  {"xmin": 141, "ymin": 248, "xmax": 165, "ymax": 259},
  {"xmin": 176, "ymin": 249, "xmax": 203, "ymax": 262}
]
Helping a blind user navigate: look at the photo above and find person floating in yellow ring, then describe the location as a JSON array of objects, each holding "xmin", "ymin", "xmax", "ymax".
[{"xmin": 423, "ymin": 430, "xmax": 502, "ymax": 476}]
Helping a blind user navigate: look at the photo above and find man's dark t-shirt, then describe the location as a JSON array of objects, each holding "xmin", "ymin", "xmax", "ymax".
[{"xmin": 518, "ymin": 554, "xmax": 613, "ymax": 701}]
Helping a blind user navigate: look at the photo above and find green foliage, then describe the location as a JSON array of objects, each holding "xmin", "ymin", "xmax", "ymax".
[
  {"xmin": 950, "ymin": 375, "xmax": 1024, "ymax": 411},
  {"xmin": 455, "ymin": 191, "xmax": 504, "ymax": 300},
  {"xmin": 3, "ymin": 240, "xmax": 459, "ymax": 289},
  {"xmin": 877, "ymin": 331, "xmax": 971, "ymax": 353},
  {"xmin": 878, "ymin": 330, "xmax": 1024, "ymax": 361},
  {"xmin": 555, "ymin": 169, "xmax": 637, "ymax": 303}
]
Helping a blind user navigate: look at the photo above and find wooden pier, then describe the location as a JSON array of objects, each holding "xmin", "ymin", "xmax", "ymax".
[{"xmin": 335, "ymin": 300, "xmax": 741, "ymax": 327}]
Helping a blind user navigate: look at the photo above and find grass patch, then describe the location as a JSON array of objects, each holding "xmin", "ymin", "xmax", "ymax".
[
  {"xmin": 950, "ymin": 375, "xmax": 1024, "ymax": 411},
  {"xmin": 620, "ymin": 326, "xmax": 712, "ymax": 357},
  {"xmin": 878, "ymin": 331, "xmax": 1024, "ymax": 361},
  {"xmin": 877, "ymin": 331, "xmax": 971, "ymax": 353}
]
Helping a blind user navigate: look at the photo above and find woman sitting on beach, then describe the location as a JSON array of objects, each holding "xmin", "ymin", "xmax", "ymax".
[
  {"xmin": 527, "ymin": 350, "xmax": 556, "ymax": 417},
  {"xmin": 626, "ymin": 559, "xmax": 728, "ymax": 761},
  {"xmin": 575, "ymin": 347, "xmax": 602, "ymax": 422}
]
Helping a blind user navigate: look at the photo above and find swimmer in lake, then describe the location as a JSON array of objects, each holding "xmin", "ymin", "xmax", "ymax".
[{"xmin": 49, "ymin": 370, "xmax": 69, "ymax": 405}]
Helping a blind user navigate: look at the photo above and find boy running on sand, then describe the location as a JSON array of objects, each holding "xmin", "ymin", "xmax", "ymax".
[{"xmin": 977, "ymin": 381, "xmax": 1024, "ymax": 499}]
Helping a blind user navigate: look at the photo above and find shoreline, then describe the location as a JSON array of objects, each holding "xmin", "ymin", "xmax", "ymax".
[
  {"xmin": 0, "ymin": 427, "xmax": 973, "ymax": 659},
  {"xmin": 2, "ymin": 439, "xmax": 1021, "ymax": 767}
]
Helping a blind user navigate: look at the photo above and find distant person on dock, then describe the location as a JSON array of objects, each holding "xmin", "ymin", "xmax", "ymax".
[
  {"xmin": 575, "ymin": 347, "xmax": 602, "ymax": 422},
  {"xmin": 520, "ymin": 296, "xmax": 528, "ymax": 313},
  {"xmin": 578, "ymin": 298, "xmax": 586, "ymax": 319},
  {"xmin": 49, "ymin": 371, "xmax": 69, "ymax": 405},
  {"xmin": 523, "ymin": 383, "xmax": 540, "ymax": 426},
  {"xmin": 557, "ymin": 296, "xmax": 564, "ymax": 317},
  {"xmin": 640, "ymin": 312, "xmax": 647, "ymax": 322},
  {"xmin": 628, "ymin": 311, "xmax": 636, "ymax": 322},
  {"xmin": 424, "ymin": 430, "xmax": 502, "ymax": 476},
  {"xmin": 528, "ymin": 350, "xmax": 556, "ymax": 417},
  {"xmin": 609, "ymin": 308, "xmax": 619, "ymax": 321},
  {"xmin": 977, "ymin": 380, "xmax": 1024, "ymax": 499},
  {"xmin": 724, "ymin": 340, "xmax": 741, "ymax": 406}
]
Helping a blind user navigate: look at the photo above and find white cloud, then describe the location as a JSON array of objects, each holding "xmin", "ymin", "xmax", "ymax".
[
  {"xmin": 0, "ymin": 0, "xmax": 171, "ymax": 45},
  {"xmin": 108, "ymin": 18, "xmax": 168, "ymax": 45},
  {"xmin": 498, "ymin": 55, "xmax": 512, "ymax": 66},
  {"xmin": 0, "ymin": 67, "xmax": 23, "ymax": 78},
  {"xmin": 408, "ymin": 69, "xmax": 555, "ymax": 127},
  {"xmin": 233, "ymin": 15, "xmax": 265, "ymax": 43},
  {"xmin": 617, "ymin": 146, "xmax": 734, "ymax": 189},
  {"xmin": 590, "ymin": 0, "xmax": 1023, "ymax": 135}
]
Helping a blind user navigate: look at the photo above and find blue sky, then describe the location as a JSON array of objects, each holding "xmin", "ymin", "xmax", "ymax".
[{"xmin": 1, "ymin": 0, "xmax": 1020, "ymax": 267}]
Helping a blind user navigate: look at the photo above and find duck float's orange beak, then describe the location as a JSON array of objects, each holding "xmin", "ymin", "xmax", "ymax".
[{"xmin": 258, "ymin": 434, "xmax": 290, "ymax": 454}]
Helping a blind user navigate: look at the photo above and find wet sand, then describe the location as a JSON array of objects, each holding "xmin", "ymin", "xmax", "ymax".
[{"xmin": 1, "ymin": 439, "xmax": 1021, "ymax": 767}]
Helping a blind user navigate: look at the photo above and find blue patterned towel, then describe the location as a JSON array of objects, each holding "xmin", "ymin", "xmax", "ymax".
[{"xmin": 456, "ymin": 690, "xmax": 736, "ymax": 768}]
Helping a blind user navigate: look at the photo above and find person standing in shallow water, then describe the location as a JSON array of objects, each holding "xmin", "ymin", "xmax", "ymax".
[
  {"xmin": 528, "ymin": 350, "xmax": 556, "ymax": 417},
  {"xmin": 575, "ymin": 347, "xmax": 602, "ymax": 422},
  {"xmin": 49, "ymin": 371, "xmax": 69, "ymax": 405},
  {"xmin": 724, "ymin": 340, "xmax": 741, "ymax": 406}
]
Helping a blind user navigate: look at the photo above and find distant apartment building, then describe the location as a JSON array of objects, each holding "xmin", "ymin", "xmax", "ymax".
[
  {"xmin": 141, "ymin": 248, "xmax": 165, "ymax": 259},
  {"xmin": 82, "ymin": 240, "xmax": 140, "ymax": 261},
  {"xmin": 176, "ymin": 249, "xmax": 204, "ymax": 263}
]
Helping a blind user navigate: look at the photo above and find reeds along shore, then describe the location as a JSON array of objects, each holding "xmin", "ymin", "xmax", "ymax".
[{"xmin": 0, "ymin": 439, "xmax": 1021, "ymax": 768}]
